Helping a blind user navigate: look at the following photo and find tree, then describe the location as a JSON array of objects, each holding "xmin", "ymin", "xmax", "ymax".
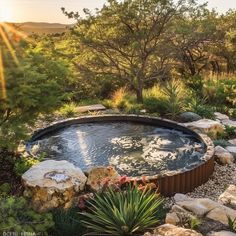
[
  {"xmin": 214, "ymin": 10, "xmax": 236, "ymax": 74},
  {"xmin": 63, "ymin": 0, "xmax": 198, "ymax": 102},
  {"xmin": 170, "ymin": 9, "xmax": 221, "ymax": 76},
  {"xmin": 0, "ymin": 24, "xmax": 70, "ymax": 150}
]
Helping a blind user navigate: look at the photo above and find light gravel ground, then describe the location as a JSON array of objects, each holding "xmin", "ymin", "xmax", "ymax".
[
  {"xmin": 187, "ymin": 162, "xmax": 236, "ymax": 201},
  {"xmin": 164, "ymin": 162, "xmax": 236, "ymax": 210}
]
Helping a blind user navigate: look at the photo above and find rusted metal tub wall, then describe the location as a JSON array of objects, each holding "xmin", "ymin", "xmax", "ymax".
[
  {"xmin": 157, "ymin": 156, "xmax": 215, "ymax": 196},
  {"xmin": 29, "ymin": 114, "xmax": 215, "ymax": 197}
]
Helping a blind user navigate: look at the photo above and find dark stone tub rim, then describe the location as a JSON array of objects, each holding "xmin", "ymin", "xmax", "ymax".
[{"xmin": 27, "ymin": 114, "xmax": 215, "ymax": 196}]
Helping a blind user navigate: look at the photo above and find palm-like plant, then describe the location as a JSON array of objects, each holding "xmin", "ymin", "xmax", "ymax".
[{"xmin": 81, "ymin": 186, "xmax": 163, "ymax": 235}]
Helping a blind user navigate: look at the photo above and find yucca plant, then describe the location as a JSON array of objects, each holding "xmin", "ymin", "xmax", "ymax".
[
  {"xmin": 81, "ymin": 185, "xmax": 163, "ymax": 235},
  {"xmin": 161, "ymin": 80, "xmax": 186, "ymax": 119}
]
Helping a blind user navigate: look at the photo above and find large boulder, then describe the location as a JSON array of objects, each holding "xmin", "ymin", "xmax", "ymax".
[
  {"xmin": 144, "ymin": 224, "xmax": 202, "ymax": 236},
  {"xmin": 86, "ymin": 166, "xmax": 120, "ymax": 191},
  {"xmin": 180, "ymin": 112, "xmax": 202, "ymax": 122},
  {"xmin": 22, "ymin": 160, "xmax": 87, "ymax": 212},
  {"xmin": 214, "ymin": 146, "xmax": 235, "ymax": 165},
  {"xmin": 219, "ymin": 185, "xmax": 236, "ymax": 209},
  {"xmin": 182, "ymin": 119, "xmax": 224, "ymax": 139}
]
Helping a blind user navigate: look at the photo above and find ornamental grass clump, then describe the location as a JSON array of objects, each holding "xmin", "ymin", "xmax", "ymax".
[{"xmin": 81, "ymin": 185, "xmax": 163, "ymax": 235}]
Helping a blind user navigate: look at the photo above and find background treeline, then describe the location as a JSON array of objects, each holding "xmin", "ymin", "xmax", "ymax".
[{"xmin": 56, "ymin": 0, "xmax": 236, "ymax": 102}]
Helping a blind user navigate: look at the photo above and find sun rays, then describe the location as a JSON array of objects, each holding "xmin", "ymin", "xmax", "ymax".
[
  {"xmin": 0, "ymin": 48, "xmax": 6, "ymax": 99},
  {"xmin": 0, "ymin": 22, "xmax": 32, "ymax": 99}
]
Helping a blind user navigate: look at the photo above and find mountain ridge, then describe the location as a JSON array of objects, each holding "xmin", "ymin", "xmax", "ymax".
[{"xmin": 9, "ymin": 22, "xmax": 74, "ymax": 35}]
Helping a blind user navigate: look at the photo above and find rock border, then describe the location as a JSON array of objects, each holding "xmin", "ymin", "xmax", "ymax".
[{"xmin": 26, "ymin": 114, "xmax": 215, "ymax": 196}]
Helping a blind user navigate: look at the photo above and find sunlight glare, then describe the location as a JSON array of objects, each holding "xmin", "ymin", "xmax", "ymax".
[
  {"xmin": 0, "ymin": 0, "xmax": 13, "ymax": 22},
  {"xmin": 0, "ymin": 48, "xmax": 6, "ymax": 99},
  {"xmin": 0, "ymin": 25, "xmax": 19, "ymax": 65}
]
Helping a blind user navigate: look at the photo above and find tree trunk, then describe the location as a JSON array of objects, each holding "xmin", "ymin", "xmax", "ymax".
[{"xmin": 136, "ymin": 83, "xmax": 143, "ymax": 103}]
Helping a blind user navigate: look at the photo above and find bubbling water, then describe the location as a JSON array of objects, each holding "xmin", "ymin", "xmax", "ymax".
[{"xmin": 29, "ymin": 122, "xmax": 205, "ymax": 176}]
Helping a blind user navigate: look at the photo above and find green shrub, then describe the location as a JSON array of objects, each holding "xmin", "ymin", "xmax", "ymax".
[
  {"xmin": 0, "ymin": 183, "xmax": 11, "ymax": 195},
  {"xmin": 51, "ymin": 207, "xmax": 86, "ymax": 236},
  {"xmin": 185, "ymin": 96, "xmax": 215, "ymax": 119},
  {"xmin": 143, "ymin": 81, "xmax": 187, "ymax": 117},
  {"xmin": 78, "ymin": 98, "xmax": 101, "ymax": 106},
  {"xmin": 232, "ymin": 109, "xmax": 236, "ymax": 119},
  {"xmin": 59, "ymin": 102, "xmax": 78, "ymax": 117},
  {"xmin": 185, "ymin": 75, "xmax": 204, "ymax": 97},
  {"xmin": 82, "ymin": 186, "xmax": 164, "ymax": 235},
  {"xmin": 143, "ymin": 84, "xmax": 164, "ymax": 99},
  {"xmin": 203, "ymin": 78, "xmax": 236, "ymax": 107},
  {"xmin": 0, "ymin": 196, "xmax": 54, "ymax": 235},
  {"xmin": 14, "ymin": 155, "xmax": 44, "ymax": 176},
  {"xmin": 188, "ymin": 216, "xmax": 202, "ymax": 230},
  {"xmin": 143, "ymin": 96, "xmax": 166, "ymax": 114},
  {"xmin": 218, "ymin": 125, "xmax": 236, "ymax": 139},
  {"xmin": 102, "ymin": 99, "xmax": 114, "ymax": 109},
  {"xmin": 117, "ymin": 100, "xmax": 128, "ymax": 110},
  {"xmin": 125, "ymin": 103, "xmax": 144, "ymax": 114}
]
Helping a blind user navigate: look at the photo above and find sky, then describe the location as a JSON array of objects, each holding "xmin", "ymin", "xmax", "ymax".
[{"xmin": 0, "ymin": 0, "xmax": 236, "ymax": 24}]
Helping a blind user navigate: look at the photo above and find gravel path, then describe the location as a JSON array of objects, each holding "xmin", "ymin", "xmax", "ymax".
[{"xmin": 187, "ymin": 162, "xmax": 236, "ymax": 201}]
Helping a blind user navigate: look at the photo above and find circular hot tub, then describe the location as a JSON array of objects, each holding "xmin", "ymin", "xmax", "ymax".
[{"xmin": 28, "ymin": 115, "xmax": 215, "ymax": 196}]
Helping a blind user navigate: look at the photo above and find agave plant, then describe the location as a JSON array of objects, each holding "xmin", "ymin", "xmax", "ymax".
[{"xmin": 81, "ymin": 185, "xmax": 163, "ymax": 235}]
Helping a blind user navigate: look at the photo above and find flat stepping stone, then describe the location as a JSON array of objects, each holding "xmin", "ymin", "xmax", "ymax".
[
  {"xmin": 77, "ymin": 104, "xmax": 106, "ymax": 113},
  {"xmin": 222, "ymin": 119, "xmax": 236, "ymax": 128}
]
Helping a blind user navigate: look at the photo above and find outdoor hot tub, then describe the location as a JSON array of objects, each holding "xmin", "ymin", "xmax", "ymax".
[{"xmin": 28, "ymin": 115, "xmax": 215, "ymax": 196}]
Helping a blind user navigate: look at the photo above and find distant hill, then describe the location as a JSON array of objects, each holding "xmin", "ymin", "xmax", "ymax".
[{"xmin": 13, "ymin": 22, "xmax": 73, "ymax": 35}]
